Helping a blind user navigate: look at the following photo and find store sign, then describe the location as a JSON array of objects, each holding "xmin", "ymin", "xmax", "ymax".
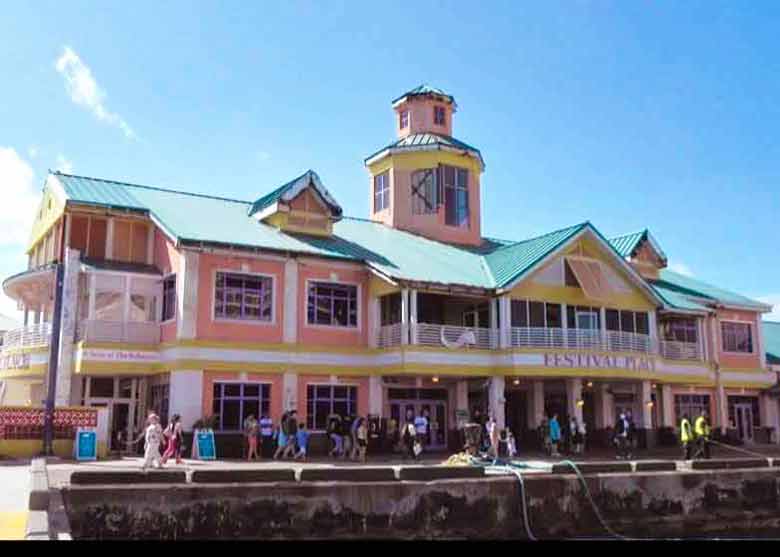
[
  {"xmin": 544, "ymin": 352, "xmax": 655, "ymax": 372},
  {"xmin": 82, "ymin": 349, "xmax": 159, "ymax": 363},
  {"xmin": 0, "ymin": 353, "xmax": 31, "ymax": 370}
]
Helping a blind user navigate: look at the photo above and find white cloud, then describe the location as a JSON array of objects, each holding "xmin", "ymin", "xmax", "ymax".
[
  {"xmin": 757, "ymin": 295, "xmax": 780, "ymax": 322},
  {"xmin": 56, "ymin": 154, "xmax": 73, "ymax": 174},
  {"xmin": 0, "ymin": 147, "xmax": 39, "ymax": 246},
  {"xmin": 668, "ymin": 262, "xmax": 694, "ymax": 277},
  {"xmin": 55, "ymin": 46, "xmax": 136, "ymax": 139}
]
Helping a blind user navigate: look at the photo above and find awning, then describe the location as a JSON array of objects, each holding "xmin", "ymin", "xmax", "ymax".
[{"xmin": 565, "ymin": 256, "xmax": 612, "ymax": 300}]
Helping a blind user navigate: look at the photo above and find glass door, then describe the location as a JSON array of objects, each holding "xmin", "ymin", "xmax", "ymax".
[
  {"xmin": 576, "ymin": 311, "xmax": 600, "ymax": 349},
  {"xmin": 111, "ymin": 402, "xmax": 130, "ymax": 451},
  {"xmin": 735, "ymin": 404, "xmax": 754, "ymax": 443}
]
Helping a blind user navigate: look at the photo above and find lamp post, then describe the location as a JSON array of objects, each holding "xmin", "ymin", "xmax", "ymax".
[{"xmin": 43, "ymin": 263, "xmax": 64, "ymax": 456}]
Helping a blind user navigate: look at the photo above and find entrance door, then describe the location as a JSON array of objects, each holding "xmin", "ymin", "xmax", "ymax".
[
  {"xmin": 111, "ymin": 402, "xmax": 130, "ymax": 451},
  {"xmin": 389, "ymin": 400, "xmax": 448, "ymax": 450},
  {"xmin": 576, "ymin": 311, "xmax": 599, "ymax": 349},
  {"xmin": 735, "ymin": 404, "xmax": 754, "ymax": 443}
]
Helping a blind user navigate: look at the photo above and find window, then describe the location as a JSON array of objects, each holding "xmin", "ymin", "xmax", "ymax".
[
  {"xmin": 307, "ymin": 282, "xmax": 358, "ymax": 327},
  {"xmin": 399, "ymin": 110, "xmax": 409, "ymax": 129},
  {"xmin": 605, "ymin": 309, "xmax": 649, "ymax": 335},
  {"xmin": 212, "ymin": 382, "xmax": 271, "ymax": 431},
  {"xmin": 306, "ymin": 384, "xmax": 357, "ymax": 430},
  {"xmin": 149, "ymin": 384, "xmax": 169, "ymax": 428},
  {"xmin": 567, "ymin": 306, "xmax": 601, "ymax": 329},
  {"xmin": 511, "ymin": 300, "xmax": 562, "ymax": 329},
  {"xmin": 380, "ymin": 293, "xmax": 401, "ymax": 326},
  {"xmin": 373, "ymin": 172, "xmax": 390, "ymax": 212},
  {"xmin": 94, "ymin": 291, "xmax": 123, "ymax": 321},
  {"xmin": 90, "ymin": 377, "xmax": 115, "ymax": 398},
  {"xmin": 129, "ymin": 294, "xmax": 156, "ymax": 322},
  {"xmin": 411, "ymin": 169, "xmax": 438, "ymax": 215},
  {"xmin": 727, "ymin": 396, "xmax": 760, "ymax": 428},
  {"xmin": 721, "ymin": 322, "xmax": 753, "ymax": 353},
  {"xmin": 511, "ymin": 300, "xmax": 528, "ymax": 327},
  {"xmin": 434, "ymin": 106, "xmax": 446, "ymax": 126},
  {"xmin": 662, "ymin": 318, "xmax": 697, "ymax": 343},
  {"xmin": 214, "ymin": 272, "xmax": 273, "ymax": 322},
  {"xmin": 443, "ymin": 166, "xmax": 469, "ymax": 227},
  {"xmin": 162, "ymin": 275, "xmax": 176, "ymax": 322},
  {"xmin": 674, "ymin": 394, "xmax": 710, "ymax": 424}
]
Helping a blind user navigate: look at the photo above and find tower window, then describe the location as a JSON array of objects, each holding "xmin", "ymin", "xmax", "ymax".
[
  {"xmin": 411, "ymin": 169, "xmax": 438, "ymax": 215},
  {"xmin": 434, "ymin": 106, "xmax": 446, "ymax": 126},
  {"xmin": 399, "ymin": 110, "xmax": 409, "ymax": 129},
  {"xmin": 442, "ymin": 165, "xmax": 469, "ymax": 227},
  {"xmin": 374, "ymin": 172, "xmax": 390, "ymax": 212}
]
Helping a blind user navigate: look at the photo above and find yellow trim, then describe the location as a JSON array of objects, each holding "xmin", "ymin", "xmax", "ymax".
[
  {"xmin": 721, "ymin": 381, "xmax": 774, "ymax": 389},
  {"xmin": 75, "ymin": 361, "xmax": 163, "ymax": 375},
  {"xmin": 77, "ymin": 341, "xmax": 162, "ymax": 352},
  {"xmin": 0, "ymin": 345, "xmax": 49, "ymax": 356},
  {"xmin": 720, "ymin": 367, "xmax": 765, "ymax": 374},
  {"xmin": 367, "ymin": 150, "xmax": 483, "ymax": 175},
  {"xmin": 26, "ymin": 184, "xmax": 65, "ymax": 253},
  {"xmin": 0, "ymin": 364, "xmax": 47, "ymax": 379}
]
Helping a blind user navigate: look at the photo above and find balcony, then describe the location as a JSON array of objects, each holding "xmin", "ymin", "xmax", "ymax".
[
  {"xmin": 77, "ymin": 320, "xmax": 161, "ymax": 345},
  {"xmin": 510, "ymin": 327, "xmax": 653, "ymax": 353},
  {"xmin": 659, "ymin": 340, "xmax": 702, "ymax": 361},
  {"xmin": 417, "ymin": 323, "xmax": 496, "ymax": 350},
  {"xmin": 377, "ymin": 323, "xmax": 403, "ymax": 348},
  {"xmin": 1, "ymin": 323, "xmax": 52, "ymax": 352}
]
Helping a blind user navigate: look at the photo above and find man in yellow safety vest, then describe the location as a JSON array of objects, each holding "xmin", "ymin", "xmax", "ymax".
[
  {"xmin": 694, "ymin": 410, "xmax": 712, "ymax": 459},
  {"xmin": 680, "ymin": 414, "xmax": 693, "ymax": 460}
]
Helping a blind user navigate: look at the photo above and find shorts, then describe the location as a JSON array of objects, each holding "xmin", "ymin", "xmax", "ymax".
[{"xmin": 358, "ymin": 439, "xmax": 367, "ymax": 448}]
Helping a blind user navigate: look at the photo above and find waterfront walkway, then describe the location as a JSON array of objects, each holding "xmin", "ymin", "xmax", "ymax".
[{"xmin": 0, "ymin": 459, "xmax": 31, "ymax": 540}]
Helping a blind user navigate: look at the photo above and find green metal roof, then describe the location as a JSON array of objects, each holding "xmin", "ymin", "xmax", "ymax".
[
  {"xmin": 364, "ymin": 133, "xmax": 484, "ymax": 167},
  {"xmin": 610, "ymin": 231, "xmax": 647, "ymax": 258},
  {"xmin": 763, "ymin": 321, "xmax": 780, "ymax": 365},
  {"xmin": 391, "ymin": 84, "xmax": 455, "ymax": 105},
  {"xmin": 650, "ymin": 282, "xmax": 711, "ymax": 312},
  {"xmin": 656, "ymin": 269, "xmax": 768, "ymax": 311}
]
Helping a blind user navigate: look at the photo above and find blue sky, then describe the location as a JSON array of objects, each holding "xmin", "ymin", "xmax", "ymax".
[{"xmin": 1, "ymin": 1, "xmax": 778, "ymax": 321}]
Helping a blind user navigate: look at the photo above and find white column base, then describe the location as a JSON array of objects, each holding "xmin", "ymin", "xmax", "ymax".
[{"xmin": 169, "ymin": 370, "xmax": 203, "ymax": 432}]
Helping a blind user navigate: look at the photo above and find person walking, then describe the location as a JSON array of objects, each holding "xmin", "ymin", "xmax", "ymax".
[
  {"xmin": 294, "ymin": 422, "xmax": 309, "ymax": 461},
  {"xmin": 273, "ymin": 411, "xmax": 290, "ymax": 460},
  {"xmin": 141, "ymin": 414, "xmax": 163, "ymax": 471},
  {"xmin": 680, "ymin": 413, "xmax": 694, "ymax": 460},
  {"xmin": 356, "ymin": 417, "xmax": 369, "ymax": 463},
  {"xmin": 568, "ymin": 416, "xmax": 579, "ymax": 455},
  {"xmin": 614, "ymin": 412, "xmax": 630, "ymax": 460},
  {"xmin": 259, "ymin": 413, "xmax": 274, "ymax": 459},
  {"xmin": 486, "ymin": 416, "xmax": 499, "ymax": 459},
  {"xmin": 161, "ymin": 414, "xmax": 184, "ymax": 465},
  {"xmin": 414, "ymin": 410, "xmax": 429, "ymax": 456},
  {"xmin": 244, "ymin": 414, "xmax": 259, "ymax": 461},
  {"xmin": 694, "ymin": 410, "xmax": 712, "ymax": 459},
  {"xmin": 549, "ymin": 414, "xmax": 561, "ymax": 458},
  {"xmin": 282, "ymin": 411, "xmax": 299, "ymax": 459},
  {"xmin": 350, "ymin": 415, "xmax": 362, "ymax": 461},
  {"xmin": 506, "ymin": 429, "xmax": 518, "ymax": 458},
  {"xmin": 626, "ymin": 410, "xmax": 637, "ymax": 456},
  {"xmin": 539, "ymin": 417, "xmax": 551, "ymax": 455},
  {"xmin": 577, "ymin": 420, "xmax": 587, "ymax": 455},
  {"xmin": 327, "ymin": 413, "xmax": 343, "ymax": 458}
]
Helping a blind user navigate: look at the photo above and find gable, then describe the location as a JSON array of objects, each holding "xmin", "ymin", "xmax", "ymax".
[
  {"xmin": 27, "ymin": 177, "xmax": 67, "ymax": 253},
  {"xmin": 509, "ymin": 231, "xmax": 659, "ymax": 311}
]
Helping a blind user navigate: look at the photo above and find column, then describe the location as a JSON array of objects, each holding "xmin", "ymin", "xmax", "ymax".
[
  {"xmin": 177, "ymin": 250, "xmax": 199, "ymax": 340},
  {"xmin": 368, "ymin": 375, "xmax": 383, "ymax": 416},
  {"xmin": 648, "ymin": 311, "xmax": 658, "ymax": 352},
  {"xmin": 594, "ymin": 383, "xmax": 614, "ymax": 430},
  {"xmin": 105, "ymin": 218, "xmax": 114, "ymax": 260},
  {"xmin": 489, "ymin": 298, "xmax": 498, "ymax": 349},
  {"xmin": 561, "ymin": 304, "xmax": 568, "ymax": 348},
  {"xmin": 169, "ymin": 370, "xmax": 203, "ymax": 432},
  {"xmin": 283, "ymin": 259, "xmax": 299, "ymax": 344},
  {"xmin": 715, "ymin": 384, "xmax": 728, "ymax": 434},
  {"xmin": 599, "ymin": 307, "xmax": 607, "ymax": 350},
  {"xmin": 488, "ymin": 376, "xmax": 506, "ymax": 429},
  {"xmin": 566, "ymin": 378, "xmax": 583, "ymax": 423},
  {"xmin": 456, "ymin": 380, "xmax": 469, "ymax": 416},
  {"xmin": 698, "ymin": 317, "xmax": 707, "ymax": 361},
  {"xmin": 530, "ymin": 380, "xmax": 545, "ymax": 428},
  {"xmin": 283, "ymin": 372, "xmax": 298, "ymax": 412},
  {"xmin": 409, "ymin": 289, "xmax": 418, "ymax": 345},
  {"xmin": 760, "ymin": 393, "xmax": 777, "ymax": 443},
  {"xmin": 640, "ymin": 380, "xmax": 653, "ymax": 429},
  {"xmin": 55, "ymin": 248, "xmax": 79, "ymax": 406},
  {"xmin": 400, "ymin": 288, "xmax": 409, "ymax": 346},
  {"xmin": 661, "ymin": 384, "xmax": 674, "ymax": 427},
  {"xmin": 368, "ymin": 296, "xmax": 380, "ymax": 348},
  {"xmin": 498, "ymin": 295, "xmax": 511, "ymax": 349}
]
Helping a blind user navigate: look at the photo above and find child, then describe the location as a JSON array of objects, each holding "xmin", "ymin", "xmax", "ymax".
[
  {"xmin": 295, "ymin": 422, "xmax": 309, "ymax": 461},
  {"xmin": 244, "ymin": 414, "xmax": 259, "ymax": 461},
  {"xmin": 142, "ymin": 414, "xmax": 163, "ymax": 471},
  {"xmin": 161, "ymin": 414, "xmax": 184, "ymax": 465},
  {"xmin": 356, "ymin": 417, "xmax": 368, "ymax": 463},
  {"xmin": 506, "ymin": 430, "xmax": 518, "ymax": 459}
]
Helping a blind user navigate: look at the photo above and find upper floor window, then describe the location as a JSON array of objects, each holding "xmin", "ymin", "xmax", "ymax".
[
  {"xmin": 307, "ymin": 281, "xmax": 358, "ymax": 328},
  {"xmin": 374, "ymin": 172, "xmax": 390, "ymax": 212},
  {"xmin": 162, "ymin": 275, "xmax": 176, "ymax": 322},
  {"xmin": 307, "ymin": 384, "xmax": 357, "ymax": 430},
  {"xmin": 605, "ymin": 309, "xmax": 649, "ymax": 335},
  {"xmin": 434, "ymin": 106, "xmax": 446, "ymax": 126},
  {"xmin": 511, "ymin": 300, "xmax": 562, "ymax": 328},
  {"xmin": 411, "ymin": 169, "xmax": 438, "ymax": 215},
  {"xmin": 214, "ymin": 272, "xmax": 273, "ymax": 322},
  {"xmin": 721, "ymin": 321, "xmax": 753, "ymax": 353},
  {"xmin": 443, "ymin": 165, "xmax": 469, "ymax": 227},
  {"xmin": 399, "ymin": 110, "xmax": 409, "ymax": 129},
  {"xmin": 662, "ymin": 318, "xmax": 697, "ymax": 343}
]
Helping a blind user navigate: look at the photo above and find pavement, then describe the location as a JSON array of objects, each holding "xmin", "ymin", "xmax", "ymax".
[
  {"xmin": 44, "ymin": 441, "xmax": 780, "ymax": 488},
  {"xmin": 0, "ymin": 459, "xmax": 31, "ymax": 540}
]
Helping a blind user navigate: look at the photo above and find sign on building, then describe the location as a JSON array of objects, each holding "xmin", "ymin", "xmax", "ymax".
[{"xmin": 75, "ymin": 427, "xmax": 97, "ymax": 461}]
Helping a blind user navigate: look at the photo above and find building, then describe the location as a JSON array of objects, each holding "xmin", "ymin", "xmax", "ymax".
[
  {"xmin": 1, "ymin": 85, "xmax": 777, "ymax": 454},
  {"xmin": 0, "ymin": 312, "xmax": 22, "ymax": 404}
]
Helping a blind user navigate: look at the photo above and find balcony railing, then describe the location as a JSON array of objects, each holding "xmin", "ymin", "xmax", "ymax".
[
  {"xmin": 417, "ymin": 323, "xmax": 497, "ymax": 350},
  {"xmin": 660, "ymin": 340, "xmax": 702, "ymax": 361},
  {"xmin": 377, "ymin": 323, "xmax": 403, "ymax": 348},
  {"xmin": 510, "ymin": 327, "xmax": 653, "ymax": 354},
  {"xmin": 78, "ymin": 320, "xmax": 161, "ymax": 345},
  {"xmin": 0, "ymin": 323, "xmax": 52, "ymax": 351}
]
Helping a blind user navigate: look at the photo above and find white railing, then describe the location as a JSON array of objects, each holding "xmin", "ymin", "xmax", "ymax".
[
  {"xmin": 510, "ymin": 327, "xmax": 653, "ymax": 354},
  {"xmin": 0, "ymin": 323, "xmax": 52, "ymax": 351},
  {"xmin": 377, "ymin": 323, "xmax": 403, "ymax": 348},
  {"xmin": 416, "ymin": 323, "xmax": 496, "ymax": 350},
  {"xmin": 78, "ymin": 320, "xmax": 161, "ymax": 345},
  {"xmin": 660, "ymin": 340, "xmax": 701, "ymax": 361}
]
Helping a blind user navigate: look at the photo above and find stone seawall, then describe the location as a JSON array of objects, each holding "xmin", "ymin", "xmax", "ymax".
[{"xmin": 61, "ymin": 468, "xmax": 780, "ymax": 539}]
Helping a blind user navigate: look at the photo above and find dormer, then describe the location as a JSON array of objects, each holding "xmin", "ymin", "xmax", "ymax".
[
  {"xmin": 610, "ymin": 229, "xmax": 668, "ymax": 280},
  {"xmin": 249, "ymin": 170, "xmax": 342, "ymax": 237},
  {"xmin": 392, "ymin": 84, "xmax": 457, "ymax": 139}
]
